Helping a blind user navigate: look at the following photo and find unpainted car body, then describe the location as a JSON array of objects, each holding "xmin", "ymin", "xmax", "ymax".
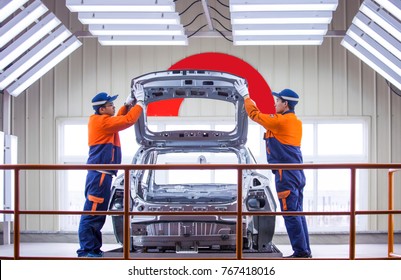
[{"xmin": 108, "ymin": 70, "xmax": 277, "ymax": 253}]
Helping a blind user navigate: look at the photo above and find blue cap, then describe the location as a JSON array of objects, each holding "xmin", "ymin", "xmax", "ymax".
[
  {"xmin": 91, "ymin": 92, "xmax": 118, "ymax": 111},
  {"xmin": 272, "ymin": 89, "xmax": 299, "ymax": 108}
]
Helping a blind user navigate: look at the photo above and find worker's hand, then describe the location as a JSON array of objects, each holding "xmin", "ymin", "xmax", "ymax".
[
  {"xmin": 234, "ymin": 79, "xmax": 249, "ymax": 98},
  {"xmin": 132, "ymin": 83, "xmax": 145, "ymax": 103},
  {"xmin": 125, "ymin": 94, "xmax": 135, "ymax": 106}
]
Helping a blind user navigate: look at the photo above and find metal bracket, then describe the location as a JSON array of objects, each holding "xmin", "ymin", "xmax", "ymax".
[{"xmin": 201, "ymin": 0, "xmax": 214, "ymax": 31}]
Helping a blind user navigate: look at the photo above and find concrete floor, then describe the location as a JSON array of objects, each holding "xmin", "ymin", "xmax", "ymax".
[
  {"xmin": 1, "ymin": 232, "xmax": 400, "ymax": 259},
  {"xmin": 1, "ymin": 242, "xmax": 400, "ymax": 259}
]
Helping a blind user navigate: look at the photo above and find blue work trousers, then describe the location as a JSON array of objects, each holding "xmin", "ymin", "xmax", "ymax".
[
  {"xmin": 274, "ymin": 169, "xmax": 311, "ymax": 256},
  {"xmin": 77, "ymin": 171, "xmax": 112, "ymax": 257}
]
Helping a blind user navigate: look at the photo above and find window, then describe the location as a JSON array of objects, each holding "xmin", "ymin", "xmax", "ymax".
[
  {"xmin": 247, "ymin": 117, "xmax": 369, "ymax": 232},
  {"xmin": 57, "ymin": 118, "xmax": 138, "ymax": 231},
  {"xmin": 300, "ymin": 118, "xmax": 369, "ymax": 232}
]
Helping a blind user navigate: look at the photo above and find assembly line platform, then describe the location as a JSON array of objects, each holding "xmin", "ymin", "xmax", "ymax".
[{"xmin": 103, "ymin": 243, "xmax": 282, "ymax": 259}]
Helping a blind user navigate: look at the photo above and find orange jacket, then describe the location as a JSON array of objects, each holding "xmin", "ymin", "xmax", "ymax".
[
  {"xmin": 244, "ymin": 98, "xmax": 303, "ymax": 164},
  {"xmin": 87, "ymin": 104, "xmax": 142, "ymax": 174}
]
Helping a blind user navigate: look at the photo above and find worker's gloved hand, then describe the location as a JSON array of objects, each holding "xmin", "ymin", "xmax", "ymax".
[
  {"xmin": 125, "ymin": 94, "xmax": 135, "ymax": 106},
  {"xmin": 234, "ymin": 79, "xmax": 249, "ymax": 98},
  {"xmin": 132, "ymin": 83, "xmax": 145, "ymax": 103}
]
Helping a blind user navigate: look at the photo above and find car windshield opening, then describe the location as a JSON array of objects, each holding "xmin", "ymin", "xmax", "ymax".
[{"xmin": 139, "ymin": 151, "xmax": 240, "ymax": 204}]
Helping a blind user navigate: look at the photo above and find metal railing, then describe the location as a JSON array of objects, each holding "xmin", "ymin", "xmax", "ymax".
[
  {"xmin": 388, "ymin": 169, "xmax": 401, "ymax": 258},
  {"xmin": 0, "ymin": 163, "xmax": 401, "ymax": 260}
]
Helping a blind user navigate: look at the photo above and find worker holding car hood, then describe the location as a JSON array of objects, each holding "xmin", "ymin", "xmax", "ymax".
[
  {"xmin": 76, "ymin": 84, "xmax": 144, "ymax": 258},
  {"xmin": 235, "ymin": 80, "xmax": 311, "ymax": 259}
]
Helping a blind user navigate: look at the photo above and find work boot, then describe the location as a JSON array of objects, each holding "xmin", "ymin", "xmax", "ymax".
[
  {"xmin": 283, "ymin": 252, "xmax": 312, "ymax": 258},
  {"xmin": 78, "ymin": 250, "xmax": 104, "ymax": 258}
]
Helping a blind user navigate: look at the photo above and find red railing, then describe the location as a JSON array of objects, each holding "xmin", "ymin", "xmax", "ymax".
[{"xmin": 0, "ymin": 163, "xmax": 400, "ymax": 260}]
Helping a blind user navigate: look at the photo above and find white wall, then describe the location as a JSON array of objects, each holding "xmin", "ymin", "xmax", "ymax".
[{"xmin": 2, "ymin": 0, "xmax": 400, "ymax": 232}]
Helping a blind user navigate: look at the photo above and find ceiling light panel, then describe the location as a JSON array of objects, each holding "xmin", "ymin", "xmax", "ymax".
[
  {"xmin": 0, "ymin": 0, "xmax": 48, "ymax": 48},
  {"xmin": 98, "ymin": 35, "xmax": 188, "ymax": 46},
  {"xmin": 230, "ymin": 0, "xmax": 338, "ymax": 12},
  {"xmin": 66, "ymin": 0, "xmax": 187, "ymax": 45},
  {"xmin": 234, "ymin": 35, "xmax": 324, "ymax": 45},
  {"xmin": 347, "ymin": 24, "xmax": 401, "ymax": 74},
  {"xmin": 232, "ymin": 24, "xmax": 328, "ymax": 36},
  {"xmin": 0, "ymin": 13, "xmax": 61, "ymax": 71},
  {"xmin": 66, "ymin": 0, "xmax": 175, "ymax": 12},
  {"xmin": 0, "ymin": 0, "xmax": 29, "ymax": 22},
  {"xmin": 0, "ymin": 26, "xmax": 72, "ymax": 90},
  {"xmin": 360, "ymin": 0, "xmax": 401, "ymax": 40},
  {"xmin": 373, "ymin": 0, "xmax": 401, "ymax": 21},
  {"xmin": 341, "ymin": 36, "xmax": 401, "ymax": 90},
  {"xmin": 1, "ymin": 0, "xmax": 83, "ymax": 97},
  {"xmin": 342, "ymin": 0, "xmax": 401, "ymax": 90},
  {"xmin": 78, "ymin": 12, "xmax": 180, "ymax": 25},
  {"xmin": 89, "ymin": 24, "xmax": 184, "ymax": 36},
  {"xmin": 229, "ymin": 0, "xmax": 337, "ymax": 45},
  {"xmin": 5, "ymin": 36, "xmax": 82, "ymax": 97},
  {"xmin": 231, "ymin": 11, "xmax": 334, "ymax": 24},
  {"xmin": 353, "ymin": 12, "xmax": 401, "ymax": 61}
]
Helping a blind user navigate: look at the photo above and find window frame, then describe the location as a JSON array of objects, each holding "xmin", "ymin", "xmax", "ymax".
[{"xmin": 299, "ymin": 116, "xmax": 370, "ymax": 232}]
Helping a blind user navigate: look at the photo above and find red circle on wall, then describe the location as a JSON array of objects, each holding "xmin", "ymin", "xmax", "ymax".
[{"xmin": 147, "ymin": 52, "xmax": 275, "ymax": 116}]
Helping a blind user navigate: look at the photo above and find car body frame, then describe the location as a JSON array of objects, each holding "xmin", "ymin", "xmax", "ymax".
[{"xmin": 108, "ymin": 70, "xmax": 277, "ymax": 253}]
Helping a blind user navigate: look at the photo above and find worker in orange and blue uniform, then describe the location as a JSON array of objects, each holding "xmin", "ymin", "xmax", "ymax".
[
  {"xmin": 77, "ymin": 84, "xmax": 145, "ymax": 258},
  {"xmin": 235, "ymin": 80, "xmax": 311, "ymax": 258}
]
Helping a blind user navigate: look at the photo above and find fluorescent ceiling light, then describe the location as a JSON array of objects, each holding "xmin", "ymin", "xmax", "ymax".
[
  {"xmin": 360, "ymin": 0, "xmax": 401, "ymax": 40},
  {"xmin": 341, "ymin": 36, "xmax": 401, "ymax": 90},
  {"xmin": 230, "ymin": 0, "xmax": 338, "ymax": 12},
  {"xmin": 234, "ymin": 35, "xmax": 324, "ymax": 45},
  {"xmin": 373, "ymin": 0, "xmax": 401, "ymax": 21},
  {"xmin": 0, "ymin": 13, "xmax": 61, "ymax": 71},
  {"xmin": 0, "ymin": 0, "xmax": 29, "ymax": 22},
  {"xmin": 98, "ymin": 35, "xmax": 188, "ymax": 46},
  {"xmin": 353, "ymin": 12, "xmax": 401, "ymax": 62},
  {"xmin": 0, "ymin": 26, "xmax": 72, "ymax": 90},
  {"xmin": 347, "ymin": 24, "xmax": 401, "ymax": 74},
  {"xmin": 231, "ymin": 11, "xmax": 333, "ymax": 24},
  {"xmin": 4, "ymin": 36, "xmax": 82, "ymax": 97},
  {"xmin": 0, "ymin": 0, "xmax": 48, "ymax": 48},
  {"xmin": 232, "ymin": 24, "xmax": 328, "ymax": 35},
  {"xmin": 78, "ymin": 12, "xmax": 180, "ymax": 25},
  {"xmin": 66, "ymin": 0, "xmax": 175, "ymax": 12},
  {"xmin": 89, "ymin": 24, "xmax": 184, "ymax": 36}
]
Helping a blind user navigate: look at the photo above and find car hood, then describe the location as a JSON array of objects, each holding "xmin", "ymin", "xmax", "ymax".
[{"xmin": 131, "ymin": 70, "xmax": 248, "ymax": 148}]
